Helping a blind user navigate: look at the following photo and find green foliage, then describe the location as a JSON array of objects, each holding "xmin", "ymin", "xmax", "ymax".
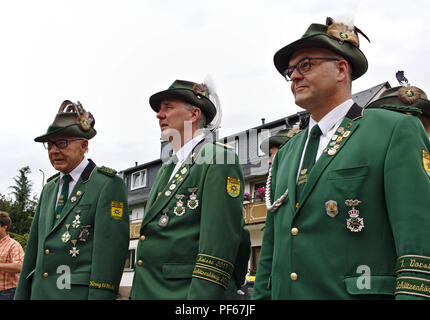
[{"xmin": 0, "ymin": 166, "xmax": 38, "ymax": 249}]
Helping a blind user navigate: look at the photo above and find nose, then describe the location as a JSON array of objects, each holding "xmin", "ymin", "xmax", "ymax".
[
  {"xmin": 289, "ymin": 66, "xmax": 303, "ymax": 81},
  {"xmin": 156, "ymin": 109, "xmax": 165, "ymax": 120}
]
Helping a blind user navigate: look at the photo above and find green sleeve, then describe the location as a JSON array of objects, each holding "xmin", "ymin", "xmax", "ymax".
[
  {"xmin": 384, "ymin": 116, "xmax": 430, "ymax": 300},
  {"xmin": 187, "ymin": 152, "xmax": 249, "ymax": 299},
  {"xmin": 88, "ymin": 176, "xmax": 130, "ymax": 300}
]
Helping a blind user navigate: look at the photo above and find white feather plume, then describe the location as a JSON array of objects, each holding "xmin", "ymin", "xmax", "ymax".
[{"xmin": 203, "ymin": 74, "xmax": 222, "ymax": 131}]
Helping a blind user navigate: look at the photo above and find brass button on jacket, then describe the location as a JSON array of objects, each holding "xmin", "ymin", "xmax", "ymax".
[
  {"xmin": 291, "ymin": 228, "xmax": 299, "ymax": 236},
  {"xmin": 290, "ymin": 272, "xmax": 298, "ymax": 281}
]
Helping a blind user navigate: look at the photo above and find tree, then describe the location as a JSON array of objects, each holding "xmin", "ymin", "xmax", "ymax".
[{"xmin": 7, "ymin": 166, "xmax": 38, "ymax": 236}]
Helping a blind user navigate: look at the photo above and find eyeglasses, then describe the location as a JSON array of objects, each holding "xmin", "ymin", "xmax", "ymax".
[
  {"xmin": 43, "ymin": 138, "xmax": 84, "ymax": 150},
  {"xmin": 283, "ymin": 57, "xmax": 340, "ymax": 81}
]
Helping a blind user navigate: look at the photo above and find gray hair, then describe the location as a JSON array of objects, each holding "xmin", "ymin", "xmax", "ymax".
[{"xmin": 184, "ymin": 104, "xmax": 207, "ymax": 129}]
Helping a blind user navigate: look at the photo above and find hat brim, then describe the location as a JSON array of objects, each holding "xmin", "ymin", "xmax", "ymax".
[
  {"xmin": 34, "ymin": 124, "xmax": 97, "ymax": 142},
  {"xmin": 274, "ymin": 33, "xmax": 368, "ymax": 81},
  {"xmin": 260, "ymin": 136, "xmax": 290, "ymax": 155},
  {"xmin": 149, "ymin": 88, "xmax": 216, "ymax": 123},
  {"xmin": 367, "ymin": 97, "xmax": 430, "ymax": 117}
]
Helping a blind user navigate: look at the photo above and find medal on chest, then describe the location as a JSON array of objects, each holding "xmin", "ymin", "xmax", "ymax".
[
  {"xmin": 345, "ymin": 199, "xmax": 364, "ymax": 232},
  {"xmin": 173, "ymin": 195, "xmax": 186, "ymax": 216},
  {"xmin": 187, "ymin": 188, "xmax": 199, "ymax": 210}
]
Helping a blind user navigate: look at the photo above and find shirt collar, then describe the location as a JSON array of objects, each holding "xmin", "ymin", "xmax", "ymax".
[
  {"xmin": 60, "ymin": 157, "xmax": 89, "ymax": 182},
  {"xmin": 0, "ymin": 234, "xmax": 10, "ymax": 245},
  {"xmin": 174, "ymin": 135, "xmax": 204, "ymax": 163},
  {"xmin": 308, "ymin": 99, "xmax": 354, "ymax": 136}
]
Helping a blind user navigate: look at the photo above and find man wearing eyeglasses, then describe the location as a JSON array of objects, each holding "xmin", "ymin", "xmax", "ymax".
[
  {"xmin": 253, "ymin": 18, "xmax": 430, "ymax": 300},
  {"xmin": 15, "ymin": 100, "xmax": 129, "ymax": 300}
]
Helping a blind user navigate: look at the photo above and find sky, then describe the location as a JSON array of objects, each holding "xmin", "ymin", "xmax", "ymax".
[{"xmin": 1, "ymin": 0, "xmax": 429, "ymax": 199}]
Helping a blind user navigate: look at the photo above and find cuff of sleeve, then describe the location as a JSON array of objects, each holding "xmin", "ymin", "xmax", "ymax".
[
  {"xmin": 395, "ymin": 276, "xmax": 430, "ymax": 299},
  {"xmin": 192, "ymin": 254, "xmax": 234, "ymax": 289}
]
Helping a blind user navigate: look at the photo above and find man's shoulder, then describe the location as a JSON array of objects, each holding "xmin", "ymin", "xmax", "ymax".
[{"xmin": 97, "ymin": 166, "xmax": 118, "ymax": 177}]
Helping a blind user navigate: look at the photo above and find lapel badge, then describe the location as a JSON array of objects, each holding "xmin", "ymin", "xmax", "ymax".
[
  {"xmin": 69, "ymin": 240, "xmax": 80, "ymax": 258},
  {"xmin": 173, "ymin": 195, "xmax": 186, "ymax": 216},
  {"xmin": 79, "ymin": 225, "xmax": 91, "ymax": 242},
  {"xmin": 169, "ymin": 183, "xmax": 177, "ymax": 191},
  {"xmin": 343, "ymin": 130, "xmax": 351, "ymax": 138},
  {"xmin": 180, "ymin": 167, "xmax": 188, "ymax": 175},
  {"xmin": 158, "ymin": 208, "xmax": 169, "ymax": 228},
  {"xmin": 72, "ymin": 212, "xmax": 81, "ymax": 228},
  {"xmin": 331, "ymin": 134, "xmax": 338, "ymax": 141},
  {"xmin": 187, "ymin": 188, "xmax": 199, "ymax": 210},
  {"xmin": 61, "ymin": 224, "xmax": 71, "ymax": 243},
  {"xmin": 328, "ymin": 148, "xmax": 337, "ymax": 156},
  {"xmin": 336, "ymin": 136, "xmax": 343, "ymax": 143},
  {"xmin": 76, "ymin": 190, "xmax": 82, "ymax": 196},
  {"xmin": 71, "ymin": 196, "xmax": 77, "ymax": 203},
  {"xmin": 165, "ymin": 190, "xmax": 171, "ymax": 197},
  {"xmin": 325, "ymin": 200, "xmax": 339, "ymax": 218},
  {"xmin": 345, "ymin": 199, "xmax": 364, "ymax": 232},
  {"xmin": 346, "ymin": 123, "xmax": 353, "ymax": 129},
  {"xmin": 337, "ymin": 127, "xmax": 345, "ymax": 134}
]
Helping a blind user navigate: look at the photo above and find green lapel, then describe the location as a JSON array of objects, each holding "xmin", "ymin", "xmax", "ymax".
[
  {"xmin": 51, "ymin": 160, "xmax": 96, "ymax": 232},
  {"xmin": 294, "ymin": 104, "xmax": 363, "ymax": 215},
  {"xmin": 42, "ymin": 178, "xmax": 61, "ymax": 236},
  {"xmin": 285, "ymin": 128, "xmax": 308, "ymax": 212}
]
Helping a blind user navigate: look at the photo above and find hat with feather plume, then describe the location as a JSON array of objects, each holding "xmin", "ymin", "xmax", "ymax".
[{"xmin": 274, "ymin": 17, "xmax": 370, "ymax": 81}]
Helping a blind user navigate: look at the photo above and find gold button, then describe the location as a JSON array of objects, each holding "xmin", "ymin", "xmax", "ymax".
[
  {"xmin": 45, "ymin": 249, "xmax": 50, "ymax": 255},
  {"xmin": 137, "ymin": 260, "xmax": 143, "ymax": 266},
  {"xmin": 43, "ymin": 272, "xmax": 49, "ymax": 278},
  {"xmin": 140, "ymin": 235, "xmax": 146, "ymax": 241},
  {"xmin": 291, "ymin": 228, "xmax": 299, "ymax": 236},
  {"xmin": 290, "ymin": 272, "xmax": 298, "ymax": 281}
]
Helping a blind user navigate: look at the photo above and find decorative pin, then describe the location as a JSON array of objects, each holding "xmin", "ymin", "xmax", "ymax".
[
  {"xmin": 336, "ymin": 136, "xmax": 343, "ymax": 143},
  {"xmin": 173, "ymin": 194, "xmax": 186, "ymax": 216},
  {"xmin": 165, "ymin": 190, "xmax": 172, "ymax": 197},
  {"xmin": 187, "ymin": 188, "xmax": 199, "ymax": 210},
  {"xmin": 71, "ymin": 196, "xmax": 77, "ymax": 203},
  {"xmin": 69, "ymin": 240, "xmax": 80, "ymax": 257},
  {"xmin": 61, "ymin": 224, "xmax": 71, "ymax": 243},
  {"xmin": 72, "ymin": 212, "xmax": 81, "ymax": 228},
  {"xmin": 158, "ymin": 208, "xmax": 169, "ymax": 228},
  {"xmin": 180, "ymin": 167, "xmax": 188, "ymax": 175},
  {"xmin": 331, "ymin": 135, "xmax": 338, "ymax": 141},
  {"xmin": 343, "ymin": 131, "xmax": 351, "ymax": 138},
  {"xmin": 169, "ymin": 184, "xmax": 176, "ymax": 191},
  {"xmin": 345, "ymin": 199, "xmax": 364, "ymax": 232},
  {"xmin": 79, "ymin": 225, "xmax": 91, "ymax": 242},
  {"xmin": 76, "ymin": 190, "xmax": 82, "ymax": 196},
  {"xmin": 337, "ymin": 127, "xmax": 345, "ymax": 134},
  {"xmin": 325, "ymin": 200, "xmax": 339, "ymax": 218},
  {"xmin": 346, "ymin": 123, "xmax": 353, "ymax": 129},
  {"xmin": 328, "ymin": 148, "xmax": 337, "ymax": 156}
]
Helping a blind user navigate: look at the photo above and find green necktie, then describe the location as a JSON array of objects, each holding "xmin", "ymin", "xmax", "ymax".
[
  {"xmin": 55, "ymin": 174, "xmax": 72, "ymax": 220},
  {"xmin": 296, "ymin": 125, "xmax": 322, "ymax": 200}
]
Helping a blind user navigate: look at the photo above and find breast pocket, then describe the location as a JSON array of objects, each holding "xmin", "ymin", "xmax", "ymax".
[{"xmin": 327, "ymin": 165, "xmax": 369, "ymax": 194}]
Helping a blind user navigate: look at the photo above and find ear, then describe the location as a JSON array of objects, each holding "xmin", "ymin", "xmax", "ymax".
[
  {"xmin": 336, "ymin": 59, "xmax": 349, "ymax": 83},
  {"xmin": 190, "ymin": 107, "xmax": 201, "ymax": 123}
]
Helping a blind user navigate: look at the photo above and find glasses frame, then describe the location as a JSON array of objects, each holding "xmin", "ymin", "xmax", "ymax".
[
  {"xmin": 43, "ymin": 138, "xmax": 84, "ymax": 150},
  {"xmin": 283, "ymin": 57, "xmax": 340, "ymax": 81}
]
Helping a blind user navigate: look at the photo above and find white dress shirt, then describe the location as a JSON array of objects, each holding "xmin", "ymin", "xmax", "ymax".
[
  {"xmin": 169, "ymin": 135, "xmax": 205, "ymax": 181},
  {"xmin": 297, "ymin": 99, "xmax": 354, "ymax": 180},
  {"xmin": 56, "ymin": 157, "xmax": 89, "ymax": 204}
]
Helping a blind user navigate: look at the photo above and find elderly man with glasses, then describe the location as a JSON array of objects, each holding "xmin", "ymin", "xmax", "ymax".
[
  {"xmin": 15, "ymin": 100, "xmax": 129, "ymax": 300},
  {"xmin": 252, "ymin": 17, "xmax": 430, "ymax": 300}
]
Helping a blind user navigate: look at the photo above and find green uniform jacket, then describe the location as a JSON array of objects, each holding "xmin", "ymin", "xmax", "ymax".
[
  {"xmin": 15, "ymin": 160, "xmax": 130, "ymax": 300},
  {"xmin": 130, "ymin": 141, "xmax": 250, "ymax": 300},
  {"xmin": 253, "ymin": 104, "xmax": 430, "ymax": 300}
]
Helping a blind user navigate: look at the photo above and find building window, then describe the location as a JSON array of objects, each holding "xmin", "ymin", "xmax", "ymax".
[
  {"xmin": 253, "ymin": 181, "xmax": 266, "ymax": 201},
  {"xmin": 124, "ymin": 249, "xmax": 136, "ymax": 270},
  {"xmin": 131, "ymin": 169, "xmax": 147, "ymax": 190},
  {"xmin": 130, "ymin": 207, "xmax": 145, "ymax": 222},
  {"xmin": 257, "ymin": 129, "xmax": 270, "ymax": 157}
]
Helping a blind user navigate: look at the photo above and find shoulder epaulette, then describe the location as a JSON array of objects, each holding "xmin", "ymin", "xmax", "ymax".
[
  {"xmin": 215, "ymin": 141, "xmax": 233, "ymax": 149},
  {"xmin": 98, "ymin": 166, "xmax": 117, "ymax": 177},
  {"xmin": 380, "ymin": 104, "xmax": 422, "ymax": 116},
  {"xmin": 46, "ymin": 172, "xmax": 60, "ymax": 183}
]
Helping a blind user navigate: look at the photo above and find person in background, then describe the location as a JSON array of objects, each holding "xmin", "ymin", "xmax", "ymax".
[{"xmin": 0, "ymin": 211, "xmax": 24, "ymax": 300}]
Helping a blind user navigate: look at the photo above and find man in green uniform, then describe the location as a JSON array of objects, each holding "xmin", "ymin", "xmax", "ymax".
[
  {"xmin": 253, "ymin": 17, "xmax": 430, "ymax": 299},
  {"xmin": 15, "ymin": 100, "xmax": 129, "ymax": 300},
  {"xmin": 366, "ymin": 72, "xmax": 430, "ymax": 137},
  {"xmin": 130, "ymin": 79, "xmax": 250, "ymax": 299}
]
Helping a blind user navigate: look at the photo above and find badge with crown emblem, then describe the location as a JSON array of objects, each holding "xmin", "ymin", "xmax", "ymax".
[
  {"xmin": 187, "ymin": 188, "xmax": 199, "ymax": 210},
  {"xmin": 345, "ymin": 199, "xmax": 364, "ymax": 232},
  {"xmin": 173, "ymin": 195, "xmax": 186, "ymax": 216}
]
